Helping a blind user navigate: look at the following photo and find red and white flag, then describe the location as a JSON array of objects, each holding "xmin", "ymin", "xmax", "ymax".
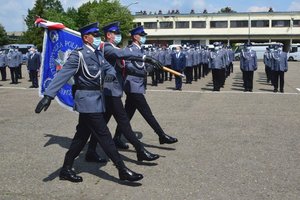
[{"xmin": 34, "ymin": 17, "xmax": 65, "ymax": 30}]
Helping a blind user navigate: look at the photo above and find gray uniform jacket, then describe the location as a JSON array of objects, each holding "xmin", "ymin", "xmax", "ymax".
[
  {"xmin": 0, "ymin": 54, "xmax": 7, "ymax": 67},
  {"xmin": 202, "ymin": 50, "xmax": 209, "ymax": 64},
  {"xmin": 209, "ymin": 50, "xmax": 226, "ymax": 69},
  {"xmin": 7, "ymin": 51, "xmax": 19, "ymax": 68},
  {"xmin": 44, "ymin": 44, "xmax": 116, "ymax": 113},
  {"xmin": 240, "ymin": 49, "xmax": 257, "ymax": 71},
  {"xmin": 263, "ymin": 51, "xmax": 272, "ymax": 68},
  {"xmin": 185, "ymin": 50, "xmax": 193, "ymax": 67},
  {"xmin": 102, "ymin": 42, "xmax": 144, "ymax": 97},
  {"xmin": 124, "ymin": 43, "xmax": 147, "ymax": 94},
  {"xmin": 164, "ymin": 49, "xmax": 172, "ymax": 66},
  {"xmin": 271, "ymin": 50, "xmax": 288, "ymax": 72},
  {"xmin": 158, "ymin": 50, "xmax": 165, "ymax": 66}
]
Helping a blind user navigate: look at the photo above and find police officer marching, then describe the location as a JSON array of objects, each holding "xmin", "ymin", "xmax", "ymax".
[
  {"xmin": 85, "ymin": 21, "xmax": 159, "ymax": 162},
  {"xmin": 115, "ymin": 26, "xmax": 178, "ymax": 145},
  {"xmin": 35, "ymin": 22, "xmax": 143, "ymax": 183}
]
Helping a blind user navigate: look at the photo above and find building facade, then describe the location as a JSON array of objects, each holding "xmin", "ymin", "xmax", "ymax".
[{"xmin": 133, "ymin": 11, "xmax": 300, "ymax": 50}]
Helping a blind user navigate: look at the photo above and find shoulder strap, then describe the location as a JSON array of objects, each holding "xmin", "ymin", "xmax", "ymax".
[{"xmin": 78, "ymin": 50, "xmax": 102, "ymax": 80}]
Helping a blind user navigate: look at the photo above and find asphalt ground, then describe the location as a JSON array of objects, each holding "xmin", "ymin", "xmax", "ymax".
[{"xmin": 0, "ymin": 61, "xmax": 300, "ymax": 200}]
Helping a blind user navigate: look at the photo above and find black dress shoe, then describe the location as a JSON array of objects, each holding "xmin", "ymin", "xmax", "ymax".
[
  {"xmin": 118, "ymin": 167, "xmax": 143, "ymax": 182},
  {"xmin": 273, "ymin": 89, "xmax": 278, "ymax": 93},
  {"xmin": 113, "ymin": 137, "xmax": 129, "ymax": 149},
  {"xmin": 137, "ymin": 148, "xmax": 159, "ymax": 161},
  {"xmin": 29, "ymin": 85, "xmax": 35, "ymax": 88},
  {"xmin": 85, "ymin": 151, "xmax": 107, "ymax": 163},
  {"xmin": 159, "ymin": 134, "xmax": 178, "ymax": 144},
  {"xmin": 59, "ymin": 168, "xmax": 83, "ymax": 182}
]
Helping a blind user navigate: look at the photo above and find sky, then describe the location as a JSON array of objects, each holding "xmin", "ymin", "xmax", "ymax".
[{"xmin": 0, "ymin": 0, "xmax": 300, "ymax": 32}]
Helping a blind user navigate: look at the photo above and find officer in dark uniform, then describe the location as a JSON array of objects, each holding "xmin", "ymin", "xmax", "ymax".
[
  {"xmin": 27, "ymin": 47, "xmax": 41, "ymax": 88},
  {"xmin": 115, "ymin": 26, "xmax": 178, "ymax": 145},
  {"xmin": 35, "ymin": 22, "xmax": 143, "ymax": 183},
  {"xmin": 85, "ymin": 21, "xmax": 159, "ymax": 162}
]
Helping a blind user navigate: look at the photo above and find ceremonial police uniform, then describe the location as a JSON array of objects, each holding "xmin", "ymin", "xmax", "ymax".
[
  {"xmin": 202, "ymin": 46, "xmax": 210, "ymax": 77},
  {"xmin": 115, "ymin": 26, "xmax": 178, "ymax": 145},
  {"xmin": 35, "ymin": 22, "xmax": 143, "ymax": 183},
  {"xmin": 184, "ymin": 48, "xmax": 193, "ymax": 84},
  {"xmin": 240, "ymin": 43, "xmax": 257, "ymax": 92},
  {"xmin": 209, "ymin": 42, "xmax": 226, "ymax": 91},
  {"xmin": 0, "ymin": 51, "xmax": 7, "ymax": 81},
  {"xmin": 16, "ymin": 49, "xmax": 23, "ymax": 79},
  {"xmin": 86, "ymin": 22, "xmax": 159, "ymax": 162},
  {"xmin": 164, "ymin": 47, "xmax": 172, "ymax": 81},
  {"xmin": 271, "ymin": 45, "xmax": 288, "ymax": 93},
  {"xmin": 7, "ymin": 49, "xmax": 19, "ymax": 84},
  {"xmin": 263, "ymin": 47, "xmax": 272, "ymax": 83}
]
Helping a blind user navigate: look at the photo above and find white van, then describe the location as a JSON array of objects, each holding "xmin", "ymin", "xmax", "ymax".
[
  {"xmin": 234, "ymin": 42, "xmax": 283, "ymax": 60},
  {"xmin": 288, "ymin": 44, "xmax": 300, "ymax": 61}
]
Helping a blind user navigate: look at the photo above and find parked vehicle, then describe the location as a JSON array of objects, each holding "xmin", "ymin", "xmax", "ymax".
[
  {"xmin": 234, "ymin": 42, "xmax": 283, "ymax": 60},
  {"xmin": 288, "ymin": 43, "xmax": 300, "ymax": 61}
]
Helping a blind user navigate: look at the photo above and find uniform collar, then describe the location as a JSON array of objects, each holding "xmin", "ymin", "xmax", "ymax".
[
  {"xmin": 84, "ymin": 44, "xmax": 96, "ymax": 52},
  {"xmin": 133, "ymin": 42, "xmax": 141, "ymax": 49}
]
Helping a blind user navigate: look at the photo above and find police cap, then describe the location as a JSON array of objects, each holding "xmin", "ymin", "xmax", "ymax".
[
  {"xmin": 102, "ymin": 22, "xmax": 121, "ymax": 34},
  {"xmin": 78, "ymin": 22, "xmax": 100, "ymax": 36},
  {"xmin": 130, "ymin": 26, "xmax": 147, "ymax": 36}
]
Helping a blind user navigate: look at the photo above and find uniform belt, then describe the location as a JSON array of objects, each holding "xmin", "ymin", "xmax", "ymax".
[
  {"xmin": 126, "ymin": 72, "xmax": 146, "ymax": 78},
  {"xmin": 76, "ymin": 86, "xmax": 100, "ymax": 90}
]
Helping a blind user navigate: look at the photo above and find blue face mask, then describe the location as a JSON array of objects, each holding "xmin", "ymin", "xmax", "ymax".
[
  {"xmin": 140, "ymin": 36, "xmax": 146, "ymax": 44},
  {"xmin": 114, "ymin": 34, "xmax": 122, "ymax": 45},
  {"xmin": 92, "ymin": 37, "xmax": 101, "ymax": 49}
]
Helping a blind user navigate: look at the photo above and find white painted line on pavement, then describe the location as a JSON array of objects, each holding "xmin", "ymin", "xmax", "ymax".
[
  {"xmin": 147, "ymin": 89, "xmax": 299, "ymax": 95},
  {"xmin": 296, "ymin": 88, "xmax": 300, "ymax": 92},
  {"xmin": 0, "ymin": 86, "xmax": 28, "ymax": 90}
]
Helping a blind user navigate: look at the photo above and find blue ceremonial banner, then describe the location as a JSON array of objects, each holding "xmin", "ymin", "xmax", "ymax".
[{"xmin": 39, "ymin": 28, "xmax": 83, "ymax": 111}]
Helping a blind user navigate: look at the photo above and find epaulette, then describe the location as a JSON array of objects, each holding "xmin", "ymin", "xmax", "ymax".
[{"xmin": 76, "ymin": 47, "xmax": 83, "ymax": 51}]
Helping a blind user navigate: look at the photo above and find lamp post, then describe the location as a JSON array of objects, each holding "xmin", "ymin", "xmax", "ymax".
[{"xmin": 125, "ymin": 1, "xmax": 139, "ymax": 10}]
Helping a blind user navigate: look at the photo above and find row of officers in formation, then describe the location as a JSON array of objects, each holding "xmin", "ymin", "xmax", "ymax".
[
  {"xmin": 0, "ymin": 47, "xmax": 41, "ymax": 88},
  {"xmin": 143, "ymin": 43, "xmax": 235, "ymax": 91},
  {"xmin": 144, "ymin": 41, "xmax": 288, "ymax": 92}
]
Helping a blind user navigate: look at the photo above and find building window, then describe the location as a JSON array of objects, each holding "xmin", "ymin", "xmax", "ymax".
[
  {"xmin": 175, "ymin": 21, "xmax": 189, "ymax": 28},
  {"xmin": 230, "ymin": 20, "xmax": 248, "ymax": 28},
  {"xmin": 192, "ymin": 21, "xmax": 206, "ymax": 28},
  {"xmin": 160, "ymin": 22, "xmax": 173, "ymax": 29},
  {"xmin": 210, "ymin": 21, "xmax": 228, "ymax": 28},
  {"xmin": 135, "ymin": 22, "xmax": 142, "ymax": 27},
  {"xmin": 144, "ymin": 22, "xmax": 157, "ymax": 29},
  {"xmin": 293, "ymin": 20, "xmax": 300, "ymax": 27},
  {"xmin": 272, "ymin": 20, "xmax": 290, "ymax": 27},
  {"xmin": 251, "ymin": 20, "xmax": 269, "ymax": 27}
]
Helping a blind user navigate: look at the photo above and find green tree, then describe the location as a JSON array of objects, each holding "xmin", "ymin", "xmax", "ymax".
[
  {"xmin": 0, "ymin": 23, "xmax": 9, "ymax": 45},
  {"xmin": 87, "ymin": 0, "xmax": 135, "ymax": 43},
  {"xmin": 21, "ymin": 0, "xmax": 65, "ymax": 50},
  {"xmin": 218, "ymin": 7, "xmax": 236, "ymax": 13}
]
